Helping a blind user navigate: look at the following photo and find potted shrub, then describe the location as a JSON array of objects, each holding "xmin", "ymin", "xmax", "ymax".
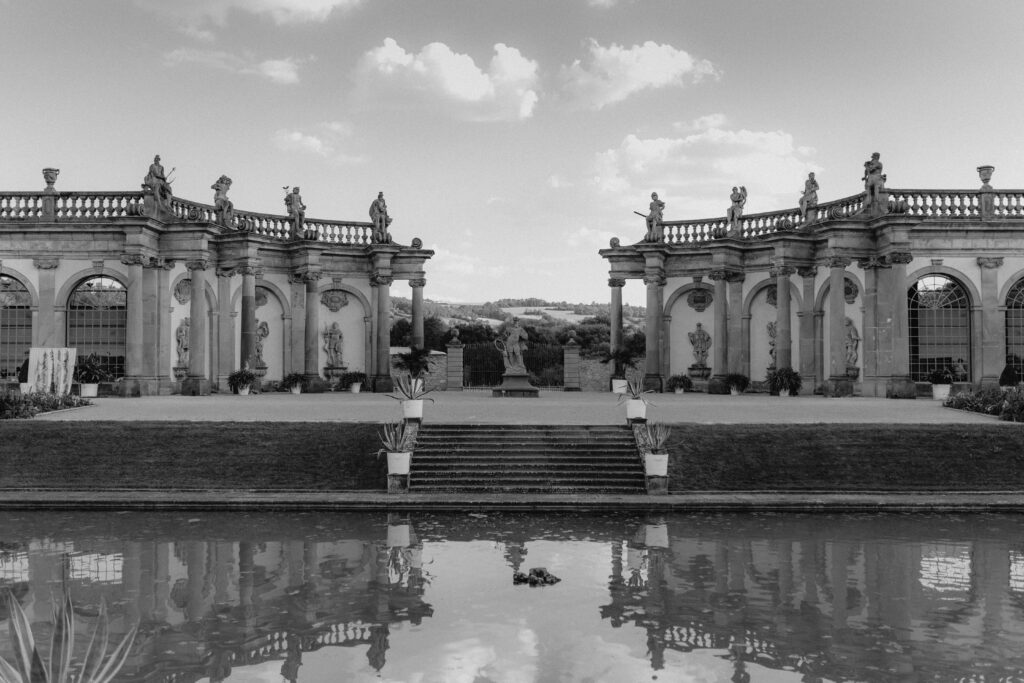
[
  {"xmin": 378, "ymin": 421, "xmax": 415, "ymax": 476},
  {"xmin": 74, "ymin": 353, "xmax": 110, "ymax": 398},
  {"xmin": 636, "ymin": 422, "xmax": 671, "ymax": 477},
  {"xmin": 999, "ymin": 363, "xmax": 1019, "ymax": 391},
  {"xmin": 601, "ymin": 347, "xmax": 642, "ymax": 393},
  {"xmin": 665, "ymin": 374, "xmax": 693, "ymax": 394},
  {"xmin": 724, "ymin": 373, "xmax": 749, "ymax": 395},
  {"xmin": 618, "ymin": 378, "xmax": 653, "ymax": 423},
  {"xmin": 394, "ymin": 347, "xmax": 433, "ymax": 380},
  {"xmin": 767, "ymin": 367, "xmax": 802, "ymax": 396},
  {"xmin": 228, "ymin": 367, "xmax": 256, "ymax": 395},
  {"xmin": 928, "ymin": 367, "xmax": 953, "ymax": 401},
  {"xmin": 280, "ymin": 372, "xmax": 307, "ymax": 394},
  {"xmin": 389, "ymin": 375, "xmax": 435, "ymax": 421},
  {"xmin": 340, "ymin": 371, "xmax": 367, "ymax": 393}
]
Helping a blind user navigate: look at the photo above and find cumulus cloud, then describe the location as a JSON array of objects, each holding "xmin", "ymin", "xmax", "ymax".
[
  {"xmin": 164, "ymin": 48, "xmax": 308, "ymax": 84},
  {"xmin": 562, "ymin": 39, "xmax": 717, "ymax": 109},
  {"xmin": 134, "ymin": 0, "xmax": 361, "ymax": 26},
  {"xmin": 590, "ymin": 114, "xmax": 821, "ymax": 220},
  {"xmin": 272, "ymin": 121, "xmax": 365, "ymax": 163},
  {"xmin": 355, "ymin": 38, "xmax": 540, "ymax": 121}
]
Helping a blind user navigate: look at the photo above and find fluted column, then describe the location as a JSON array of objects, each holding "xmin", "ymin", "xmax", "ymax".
[
  {"xmin": 826, "ymin": 256, "xmax": 852, "ymax": 396},
  {"xmin": 978, "ymin": 257, "xmax": 1004, "ymax": 386},
  {"xmin": 183, "ymin": 259, "xmax": 210, "ymax": 395},
  {"xmin": 708, "ymin": 270, "xmax": 729, "ymax": 392},
  {"xmin": 240, "ymin": 264, "xmax": 257, "ymax": 368},
  {"xmin": 410, "ymin": 278, "xmax": 426, "ymax": 349},
  {"xmin": 643, "ymin": 272, "xmax": 664, "ymax": 390},
  {"xmin": 888, "ymin": 251, "xmax": 916, "ymax": 397},
  {"xmin": 774, "ymin": 265, "xmax": 795, "ymax": 370},
  {"xmin": 798, "ymin": 267, "xmax": 817, "ymax": 387},
  {"xmin": 373, "ymin": 271, "xmax": 394, "ymax": 391},
  {"xmin": 303, "ymin": 271, "xmax": 321, "ymax": 381},
  {"xmin": 609, "ymin": 278, "xmax": 625, "ymax": 351}
]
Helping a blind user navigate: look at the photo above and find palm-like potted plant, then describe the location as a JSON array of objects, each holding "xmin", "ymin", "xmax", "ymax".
[
  {"xmin": 724, "ymin": 373, "xmax": 749, "ymax": 395},
  {"xmin": 999, "ymin": 363, "xmax": 1019, "ymax": 391},
  {"xmin": 665, "ymin": 374, "xmax": 693, "ymax": 394},
  {"xmin": 378, "ymin": 421, "xmax": 416, "ymax": 476},
  {"xmin": 767, "ymin": 367, "xmax": 802, "ymax": 396},
  {"xmin": 618, "ymin": 378, "xmax": 653, "ymax": 423},
  {"xmin": 928, "ymin": 367, "xmax": 953, "ymax": 401},
  {"xmin": 339, "ymin": 371, "xmax": 367, "ymax": 393},
  {"xmin": 228, "ymin": 367, "xmax": 256, "ymax": 395},
  {"xmin": 636, "ymin": 422, "xmax": 671, "ymax": 477},
  {"xmin": 74, "ymin": 353, "xmax": 111, "ymax": 398},
  {"xmin": 389, "ymin": 375, "xmax": 435, "ymax": 421},
  {"xmin": 394, "ymin": 346, "xmax": 433, "ymax": 380},
  {"xmin": 280, "ymin": 372, "xmax": 307, "ymax": 394},
  {"xmin": 601, "ymin": 347, "xmax": 642, "ymax": 393}
]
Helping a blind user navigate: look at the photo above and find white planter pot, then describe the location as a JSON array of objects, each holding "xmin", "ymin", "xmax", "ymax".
[
  {"xmin": 626, "ymin": 399, "xmax": 646, "ymax": 421},
  {"xmin": 402, "ymin": 399, "xmax": 423, "ymax": 420},
  {"xmin": 611, "ymin": 378, "xmax": 628, "ymax": 394},
  {"xmin": 387, "ymin": 523, "xmax": 411, "ymax": 548},
  {"xmin": 729, "ymin": 387, "xmax": 741, "ymax": 396},
  {"xmin": 644, "ymin": 452, "xmax": 668, "ymax": 477},
  {"xmin": 932, "ymin": 384, "xmax": 951, "ymax": 401},
  {"xmin": 387, "ymin": 451, "xmax": 411, "ymax": 476},
  {"xmin": 289, "ymin": 386, "xmax": 301, "ymax": 394},
  {"xmin": 350, "ymin": 382, "xmax": 362, "ymax": 394},
  {"xmin": 238, "ymin": 385, "xmax": 251, "ymax": 396},
  {"xmin": 644, "ymin": 523, "xmax": 669, "ymax": 548},
  {"xmin": 674, "ymin": 387, "xmax": 685, "ymax": 394},
  {"xmin": 19, "ymin": 383, "xmax": 32, "ymax": 395},
  {"xmin": 80, "ymin": 383, "xmax": 98, "ymax": 398},
  {"xmin": 779, "ymin": 388, "xmax": 790, "ymax": 397}
]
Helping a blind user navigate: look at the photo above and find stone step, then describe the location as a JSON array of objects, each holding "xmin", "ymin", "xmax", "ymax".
[
  {"xmin": 409, "ymin": 485, "xmax": 645, "ymax": 494},
  {"xmin": 412, "ymin": 463, "xmax": 641, "ymax": 473},
  {"xmin": 414, "ymin": 446, "xmax": 635, "ymax": 455}
]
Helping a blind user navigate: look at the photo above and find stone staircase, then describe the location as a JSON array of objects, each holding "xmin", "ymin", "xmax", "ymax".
[{"xmin": 409, "ymin": 424, "xmax": 645, "ymax": 493}]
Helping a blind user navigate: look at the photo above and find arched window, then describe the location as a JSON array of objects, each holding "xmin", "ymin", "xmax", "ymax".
[
  {"xmin": 67, "ymin": 276, "xmax": 126, "ymax": 379},
  {"xmin": 1006, "ymin": 279, "xmax": 1024, "ymax": 376},
  {"xmin": 908, "ymin": 275, "xmax": 971, "ymax": 381},
  {"xmin": 0, "ymin": 275, "xmax": 32, "ymax": 379}
]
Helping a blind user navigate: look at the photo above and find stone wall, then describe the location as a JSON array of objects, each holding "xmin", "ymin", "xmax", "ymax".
[{"xmin": 579, "ymin": 357, "xmax": 646, "ymax": 392}]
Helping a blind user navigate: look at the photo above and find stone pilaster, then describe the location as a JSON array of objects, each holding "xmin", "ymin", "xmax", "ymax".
[
  {"xmin": 33, "ymin": 257, "xmax": 59, "ymax": 347},
  {"xmin": 726, "ymin": 271, "xmax": 745, "ymax": 374},
  {"xmin": 887, "ymin": 251, "xmax": 917, "ymax": 398},
  {"xmin": 856, "ymin": 257, "xmax": 884, "ymax": 396},
  {"xmin": 707, "ymin": 270, "xmax": 730, "ymax": 393},
  {"xmin": 410, "ymin": 278, "xmax": 426, "ymax": 350},
  {"xmin": 157, "ymin": 260, "xmax": 173, "ymax": 388},
  {"xmin": 773, "ymin": 265, "xmax": 795, "ymax": 370},
  {"xmin": 643, "ymin": 272, "xmax": 665, "ymax": 391},
  {"xmin": 826, "ymin": 256, "xmax": 853, "ymax": 396},
  {"xmin": 609, "ymin": 278, "xmax": 625, "ymax": 352},
  {"xmin": 372, "ymin": 271, "xmax": 395, "ymax": 392},
  {"xmin": 797, "ymin": 267, "xmax": 817, "ymax": 389},
  {"xmin": 120, "ymin": 253, "xmax": 148, "ymax": 395},
  {"xmin": 446, "ymin": 332, "xmax": 464, "ymax": 391},
  {"xmin": 182, "ymin": 259, "xmax": 211, "ymax": 396},
  {"xmin": 978, "ymin": 256, "xmax": 1004, "ymax": 386},
  {"xmin": 215, "ymin": 267, "xmax": 236, "ymax": 391},
  {"xmin": 303, "ymin": 271, "xmax": 322, "ymax": 383},
  {"xmin": 240, "ymin": 264, "xmax": 257, "ymax": 370},
  {"xmin": 142, "ymin": 260, "xmax": 160, "ymax": 384}
]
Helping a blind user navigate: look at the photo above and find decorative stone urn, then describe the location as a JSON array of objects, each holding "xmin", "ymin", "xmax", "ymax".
[{"xmin": 977, "ymin": 165, "xmax": 995, "ymax": 187}]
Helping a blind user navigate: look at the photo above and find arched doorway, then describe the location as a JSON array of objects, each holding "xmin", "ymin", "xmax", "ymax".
[
  {"xmin": 908, "ymin": 274, "xmax": 971, "ymax": 381},
  {"xmin": 0, "ymin": 275, "xmax": 32, "ymax": 379},
  {"xmin": 67, "ymin": 276, "xmax": 127, "ymax": 379},
  {"xmin": 1005, "ymin": 278, "xmax": 1024, "ymax": 377}
]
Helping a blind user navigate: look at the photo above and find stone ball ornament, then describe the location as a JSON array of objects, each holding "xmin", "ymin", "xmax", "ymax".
[
  {"xmin": 610, "ymin": 237, "xmax": 620, "ymax": 248},
  {"xmin": 411, "ymin": 237, "xmax": 423, "ymax": 249}
]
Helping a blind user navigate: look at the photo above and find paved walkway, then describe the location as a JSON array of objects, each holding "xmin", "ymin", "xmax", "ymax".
[{"xmin": 36, "ymin": 389, "xmax": 1000, "ymax": 424}]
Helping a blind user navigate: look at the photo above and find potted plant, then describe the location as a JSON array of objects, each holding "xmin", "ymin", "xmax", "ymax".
[
  {"xmin": 665, "ymin": 374, "xmax": 693, "ymax": 394},
  {"xmin": 340, "ymin": 371, "xmax": 367, "ymax": 393},
  {"xmin": 394, "ymin": 347, "xmax": 433, "ymax": 380},
  {"xmin": 377, "ymin": 421, "xmax": 415, "ymax": 476},
  {"xmin": 928, "ymin": 367, "xmax": 953, "ymax": 401},
  {"xmin": 724, "ymin": 373, "xmax": 749, "ymax": 395},
  {"xmin": 767, "ymin": 367, "xmax": 802, "ymax": 396},
  {"xmin": 999, "ymin": 363, "xmax": 1019, "ymax": 391},
  {"xmin": 280, "ymin": 372, "xmax": 307, "ymax": 394},
  {"xmin": 389, "ymin": 375, "xmax": 435, "ymax": 421},
  {"xmin": 228, "ymin": 367, "xmax": 256, "ymax": 395},
  {"xmin": 618, "ymin": 378, "xmax": 653, "ymax": 423},
  {"xmin": 636, "ymin": 422, "xmax": 671, "ymax": 477},
  {"xmin": 601, "ymin": 347, "xmax": 642, "ymax": 393},
  {"xmin": 74, "ymin": 353, "xmax": 110, "ymax": 398}
]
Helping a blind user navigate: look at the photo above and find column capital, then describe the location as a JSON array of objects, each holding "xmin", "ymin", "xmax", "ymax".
[
  {"xmin": 185, "ymin": 259, "xmax": 209, "ymax": 272},
  {"xmin": 608, "ymin": 277, "xmax": 626, "ymax": 288},
  {"xmin": 288, "ymin": 272, "xmax": 304, "ymax": 285},
  {"xmin": 33, "ymin": 257, "xmax": 59, "ymax": 270},
  {"xmin": 302, "ymin": 270, "xmax": 323, "ymax": 284},
  {"xmin": 770, "ymin": 265, "xmax": 796, "ymax": 277},
  {"xmin": 371, "ymin": 270, "xmax": 394, "ymax": 287},
  {"xmin": 119, "ymin": 253, "xmax": 147, "ymax": 267},
  {"xmin": 409, "ymin": 278, "xmax": 427, "ymax": 288},
  {"xmin": 216, "ymin": 267, "xmax": 237, "ymax": 278},
  {"xmin": 643, "ymin": 273, "xmax": 666, "ymax": 287},
  {"xmin": 238, "ymin": 264, "xmax": 258, "ymax": 276},
  {"xmin": 856, "ymin": 256, "xmax": 890, "ymax": 270},
  {"xmin": 797, "ymin": 266, "xmax": 818, "ymax": 278},
  {"xmin": 825, "ymin": 255, "xmax": 852, "ymax": 269},
  {"xmin": 977, "ymin": 256, "xmax": 1004, "ymax": 270},
  {"xmin": 725, "ymin": 271, "xmax": 746, "ymax": 284},
  {"xmin": 888, "ymin": 251, "xmax": 913, "ymax": 266},
  {"xmin": 707, "ymin": 269, "xmax": 729, "ymax": 282}
]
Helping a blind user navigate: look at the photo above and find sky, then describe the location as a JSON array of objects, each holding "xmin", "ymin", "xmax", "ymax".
[{"xmin": 4, "ymin": 0, "xmax": 1024, "ymax": 306}]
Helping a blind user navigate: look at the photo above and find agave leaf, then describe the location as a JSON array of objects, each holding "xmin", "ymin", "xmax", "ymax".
[
  {"xmin": 3, "ymin": 590, "xmax": 47, "ymax": 683},
  {"xmin": 77, "ymin": 600, "xmax": 111, "ymax": 683},
  {"xmin": 91, "ymin": 625, "xmax": 137, "ymax": 683},
  {"xmin": 0, "ymin": 655, "xmax": 24, "ymax": 683},
  {"xmin": 49, "ymin": 594, "xmax": 74, "ymax": 683}
]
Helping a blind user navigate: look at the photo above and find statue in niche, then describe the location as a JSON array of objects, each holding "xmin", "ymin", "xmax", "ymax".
[
  {"xmin": 369, "ymin": 191, "xmax": 393, "ymax": 243},
  {"xmin": 211, "ymin": 175, "xmax": 234, "ymax": 226},
  {"xmin": 323, "ymin": 322, "xmax": 345, "ymax": 368},
  {"xmin": 844, "ymin": 317, "xmax": 861, "ymax": 367},
  {"xmin": 862, "ymin": 152, "xmax": 886, "ymax": 209},
  {"xmin": 687, "ymin": 322, "xmax": 711, "ymax": 367},
  {"xmin": 799, "ymin": 172, "xmax": 818, "ymax": 221},
  {"xmin": 254, "ymin": 320, "xmax": 269, "ymax": 368},
  {"xmin": 726, "ymin": 186, "xmax": 747, "ymax": 233},
  {"xmin": 638, "ymin": 192, "xmax": 665, "ymax": 242},
  {"xmin": 284, "ymin": 186, "xmax": 306, "ymax": 239},
  {"xmin": 495, "ymin": 317, "xmax": 528, "ymax": 374},
  {"xmin": 143, "ymin": 154, "xmax": 173, "ymax": 213},
  {"xmin": 767, "ymin": 321, "xmax": 777, "ymax": 368},
  {"xmin": 176, "ymin": 317, "xmax": 190, "ymax": 366}
]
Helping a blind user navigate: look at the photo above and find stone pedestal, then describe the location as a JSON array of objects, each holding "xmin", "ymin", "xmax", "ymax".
[
  {"xmin": 688, "ymin": 364, "xmax": 710, "ymax": 380},
  {"xmin": 387, "ymin": 474, "xmax": 409, "ymax": 494},
  {"xmin": 181, "ymin": 378, "xmax": 211, "ymax": 396},
  {"xmin": 492, "ymin": 372, "xmax": 539, "ymax": 398},
  {"xmin": 825, "ymin": 376, "xmax": 854, "ymax": 397},
  {"xmin": 886, "ymin": 377, "xmax": 918, "ymax": 399},
  {"xmin": 646, "ymin": 476, "xmax": 668, "ymax": 495}
]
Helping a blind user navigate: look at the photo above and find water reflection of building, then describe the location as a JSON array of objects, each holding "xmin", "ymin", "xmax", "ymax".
[{"xmin": 0, "ymin": 520, "xmax": 431, "ymax": 682}]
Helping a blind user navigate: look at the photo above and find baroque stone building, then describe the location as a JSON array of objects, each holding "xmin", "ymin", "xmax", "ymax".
[
  {"xmin": 601, "ymin": 162, "xmax": 1024, "ymax": 396},
  {"xmin": 0, "ymin": 164, "xmax": 433, "ymax": 394}
]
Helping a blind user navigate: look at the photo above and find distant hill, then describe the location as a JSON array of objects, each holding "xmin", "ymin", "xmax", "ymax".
[{"xmin": 391, "ymin": 297, "xmax": 645, "ymax": 329}]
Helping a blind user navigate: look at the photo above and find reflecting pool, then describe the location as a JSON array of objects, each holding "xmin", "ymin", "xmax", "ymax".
[{"xmin": 2, "ymin": 511, "xmax": 1024, "ymax": 682}]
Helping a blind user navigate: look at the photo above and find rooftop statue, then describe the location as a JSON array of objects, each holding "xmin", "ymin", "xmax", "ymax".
[
  {"xmin": 284, "ymin": 186, "xmax": 307, "ymax": 240},
  {"xmin": 726, "ymin": 186, "xmax": 747, "ymax": 234},
  {"xmin": 211, "ymin": 175, "xmax": 234, "ymax": 227},
  {"xmin": 143, "ymin": 154, "xmax": 173, "ymax": 214},
  {"xmin": 862, "ymin": 152, "xmax": 886, "ymax": 211},
  {"xmin": 369, "ymin": 191, "xmax": 393, "ymax": 243},
  {"xmin": 636, "ymin": 192, "xmax": 665, "ymax": 243},
  {"xmin": 799, "ymin": 172, "xmax": 818, "ymax": 222}
]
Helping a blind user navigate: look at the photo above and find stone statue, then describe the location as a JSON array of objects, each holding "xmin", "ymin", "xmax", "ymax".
[
  {"xmin": 176, "ymin": 317, "xmax": 190, "ymax": 366},
  {"xmin": 799, "ymin": 172, "xmax": 818, "ymax": 221},
  {"xmin": 495, "ymin": 317, "xmax": 528, "ymax": 374},
  {"xmin": 211, "ymin": 175, "xmax": 234, "ymax": 226},
  {"xmin": 767, "ymin": 320, "xmax": 777, "ymax": 367},
  {"xmin": 323, "ymin": 322, "xmax": 344, "ymax": 367},
  {"xmin": 687, "ymin": 322, "xmax": 711, "ymax": 366},
  {"xmin": 143, "ymin": 154, "xmax": 173, "ymax": 212},
  {"xmin": 369, "ymin": 191, "xmax": 393, "ymax": 243},
  {"xmin": 862, "ymin": 152, "xmax": 886, "ymax": 209},
  {"xmin": 284, "ymin": 186, "xmax": 306, "ymax": 239},
  {"xmin": 727, "ymin": 186, "xmax": 747, "ymax": 233},
  {"xmin": 640, "ymin": 192, "xmax": 665, "ymax": 242},
  {"xmin": 844, "ymin": 317, "xmax": 860, "ymax": 366},
  {"xmin": 255, "ymin": 320, "xmax": 269, "ymax": 367}
]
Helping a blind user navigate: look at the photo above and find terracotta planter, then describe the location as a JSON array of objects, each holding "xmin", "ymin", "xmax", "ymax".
[
  {"xmin": 350, "ymin": 382, "xmax": 362, "ymax": 394},
  {"xmin": 80, "ymin": 383, "xmax": 98, "ymax": 398},
  {"xmin": 932, "ymin": 384, "xmax": 951, "ymax": 401},
  {"xmin": 611, "ymin": 378, "xmax": 628, "ymax": 394},
  {"xmin": 626, "ymin": 399, "xmax": 646, "ymax": 422},
  {"xmin": 387, "ymin": 451, "xmax": 411, "ymax": 476},
  {"xmin": 402, "ymin": 399, "xmax": 423, "ymax": 420},
  {"xmin": 644, "ymin": 452, "xmax": 668, "ymax": 477}
]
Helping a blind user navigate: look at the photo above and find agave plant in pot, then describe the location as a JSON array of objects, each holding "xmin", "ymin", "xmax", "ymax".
[
  {"xmin": 389, "ymin": 375, "xmax": 435, "ymax": 421},
  {"xmin": 601, "ymin": 347, "xmax": 642, "ymax": 394},
  {"xmin": 618, "ymin": 378, "xmax": 654, "ymax": 423},
  {"xmin": 636, "ymin": 422, "xmax": 672, "ymax": 477},
  {"xmin": 378, "ymin": 421, "xmax": 416, "ymax": 477}
]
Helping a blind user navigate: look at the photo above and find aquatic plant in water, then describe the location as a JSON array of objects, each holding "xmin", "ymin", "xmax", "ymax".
[{"xmin": 0, "ymin": 590, "xmax": 137, "ymax": 683}]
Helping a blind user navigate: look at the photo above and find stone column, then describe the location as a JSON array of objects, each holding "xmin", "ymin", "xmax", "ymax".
[
  {"xmin": 826, "ymin": 256, "xmax": 852, "ymax": 396},
  {"xmin": 446, "ymin": 333, "xmax": 464, "ymax": 391},
  {"xmin": 887, "ymin": 252, "xmax": 916, "ymax": 397},
  {"xmin": 215, "ymin": 268, "xmax": 235, "ymax": 389},
  {"xmin": 643, "ymin": 272, "xmax": 664, "ymax": 391},
  {"xmin": 798, "ymin": 267, "xmax": 817, "ymax": 388},
  {"xmin": 857, "ymin": 258, "xmax": 884, "ymax": 396},
  {"xmin": 410, "ymin": 278, "xmax": 426, "ymax": 349},
  {"xmin": 726, "ymin": 272, "xmax": 745, "ymax": 373},
  {"xmin": 121, "ymin": 254, "xmax": 146, "ymax": 395},
  {"xmin": 373, "ymin": 272, "xmax": 395, "ymax": 392},
  {"xmin": 774, "ymin": 265, "xmax": 795, "ymax": 370},
  {"xmin": 32, "ymin": 258, "xmax": 59, "ymax": 346},
  {"xmin": 303, "ymin": 271, "xmax": 321, "ymax": 383},
  {"xmin": 240, "ymin": 265, "xmax": 257, "ymax": 369},
  {"xmin": 142, "ymin": 262, "xmax": 159, "ymax": 382},
  {"xmin": 157, "ymin": 261, "xmax": 173, "ymax": 386},
  {"xmin": 978, "ymin": 257, "xmax": 1004, "ymax": 386},
  {"xmin": 609, "ymin": 278, "xmax": 625, "ymax": 351},
  {"xmin": 707, "ymin": 270, "xmax": 729, "ymax": 393},
  {"xmin": 182, "ymin": 259, "xmax": 210, "ymax": 396}
]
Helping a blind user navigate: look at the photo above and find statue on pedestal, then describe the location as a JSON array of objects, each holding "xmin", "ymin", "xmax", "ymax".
[
  {"xmin": 495, "ymin": 317, "xmax": 528, "ymax": 374},
  {"xmin": 862, "ymin": 152, "xmax": 886, "ymax": 211},
  {"xmin": 254, "ymin": 320, "xmax": 269, "ymax": 370},
  {"xmin": 688, "ymin": 322, "xmax": 711, "ymax": 367},
  {"xmin": 726, "ymin": 186, "xmax": 747, "ymax": 234},
  {"xmin": 284, "ymin": 186, "xmax": 306, "ymax": 239},
  {"xmin": 799, "ymin": 172, "xmax": 818, "ymax": 222},
  {"xmin": 174, "ymin": 317, "xmax": 190, "ymax": 379},
  {"xmin": 143, "ymin": 154, "xmax": 173, "ymax": 215},
  {"xmin": 324, "ymin": 322, "xmax": 345, "ymax": 368},
  {"xmin": 638, "ymin": 192, "xmax": 665, "ymax": 242},
  {"xmin": 212, "ymin": 175, "xmax": 234, "ymax": 226},
  {"xmin": 369, "ymin": 192, "xmax": 393, "ymax": 243}
]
